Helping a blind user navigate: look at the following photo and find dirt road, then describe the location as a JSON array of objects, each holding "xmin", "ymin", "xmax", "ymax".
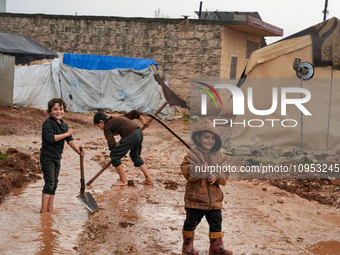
[
  {"xmin": 0, "ymin": 107, "xmax": 340, "ymax": 255},
  {"xmin": 80, "ymin": 176, "xmax": 340, "ymax": 255}
]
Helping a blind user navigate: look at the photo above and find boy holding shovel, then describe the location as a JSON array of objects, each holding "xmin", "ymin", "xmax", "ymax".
[
  {"xmin": 93, "ymin": 110, "xmax": 153, "ymax": 186},
  {"xmin": 40, "ymin": 98, "xmax": 85, "ymax": 213}
]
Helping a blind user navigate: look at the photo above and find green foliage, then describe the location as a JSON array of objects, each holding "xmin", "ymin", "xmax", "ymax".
[
  {"xmin": 183, "ymin": 115, "xmax": 191, "ymax": 122},
  {"xmin": 0, "ymin": 154, "xmax": 10, "ymax": 160}
]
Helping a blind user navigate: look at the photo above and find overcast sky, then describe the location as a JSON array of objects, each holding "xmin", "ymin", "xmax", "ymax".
[{"xmin": 5, "ymin": 0, "xmax": 340, "ymax": 44}]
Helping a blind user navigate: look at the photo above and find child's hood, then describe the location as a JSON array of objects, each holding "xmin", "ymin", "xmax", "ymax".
[{"xmin": 191, "ymin": 119, "xmax": 222, "ymax": 152}]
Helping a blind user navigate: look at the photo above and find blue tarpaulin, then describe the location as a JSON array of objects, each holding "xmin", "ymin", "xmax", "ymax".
[{"xmin": 63, "ymin": 53, "xmax": 157, "ymax": 71}]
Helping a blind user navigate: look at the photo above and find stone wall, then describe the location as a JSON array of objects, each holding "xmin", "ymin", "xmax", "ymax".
[{"xmin": 0, "ymin": 13, "xmax": 227, "ymax": 106}]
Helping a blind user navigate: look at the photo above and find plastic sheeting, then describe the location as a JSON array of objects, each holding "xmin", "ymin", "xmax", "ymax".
[
  {"xmin": 13, "ymin": 58, "xmax": 60, "ymax": 108},
  {"xmin": 63, "ymin": 53, "xmax": 157, "ymax": 71},
  {"xmin": 59, "ymin": 63, "xmax": 173, "ymax": 116},
  {"xmin": 13, "ymin": 56, "xmax": 173, "ymax": 116}
]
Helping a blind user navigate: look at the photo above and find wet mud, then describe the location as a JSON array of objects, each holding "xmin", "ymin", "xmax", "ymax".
[
  {"xmin": 0, "ymin": 140, "xmax": 113, "ymax": 255},
  {"xmin": 308, "ymin": 241, "xmax": 340, "ymax": 255},
  {"xmin": 0, "ymin": 148, "xmax": 41, "ymax": 203},
  {"xmin": 269, "ymin": 178, "xmax": 340, "ymax": 208},
  {"xmin": 0, "ymin": 108, "xmax": 340, "ymax": 254}
]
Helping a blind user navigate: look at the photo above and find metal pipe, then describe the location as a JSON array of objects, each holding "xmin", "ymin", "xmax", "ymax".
[
  {"xmin": 198, "ymin": 1, "xmax": 203, "ymax": 18},
  {"xmin": 300, "ymin": 71, "xmax": 304, "ymax": 154},
  {"xmin": 323, "ymin": 0, "xmax": 329, "ymax": 21},
  {"xmin": 147, "ymin": 113, "xmax": 203, "ymax": 162},
  {"xmin": 147, "ymin": 113, "xmax": 190, "ymax": 150},
  {"xmin": 326, "ymin": 67, "xmax": 333, "ymax": 150}
]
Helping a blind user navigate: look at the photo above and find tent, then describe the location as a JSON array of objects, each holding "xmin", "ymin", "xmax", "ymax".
[
  {"xmin": 13, "ymin": 58, "xmax": 60, "ymax": 108},
  {"xmin": 229, "ymin": 17, "xmax": 340, "ymax": 152},
  {"xmin": 12, "ymin": 53, "xmax": 186, "ymax": 115},
  {"xmin": 60, "ymin": 53, "xmax": 186, "ymax": 115},
  {"xmin": 0, "ymin": 32, "xmax": 58, "ymax": 65}
]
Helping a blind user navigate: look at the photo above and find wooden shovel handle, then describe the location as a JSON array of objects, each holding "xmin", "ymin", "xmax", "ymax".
[
  {"xmin": 79, "ymin": 146, "xmax": 86, "ymax": 195},
  {"xmin": 80, "ymin": 147, "xmax": 85, "ymax": 179},
  {"xmin": 141, "ymin": 101, "xmax": 168, "ymax": 131},
  {"xmin": 86, "ymin": 160, "xmax": 112, "ymax": 186}
]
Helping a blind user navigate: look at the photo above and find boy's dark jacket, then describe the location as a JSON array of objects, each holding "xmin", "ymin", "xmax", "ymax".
[
  {"xmin": 181, "ymin": 119, "xmax": 228, "ymax": 210},
  {"xmin": 40, "ymin": 116, "xmax": 73, "ymax": 160},
  {"xmin": 104, "ymin": 110, "xmax": 141, "ymax": 150}
]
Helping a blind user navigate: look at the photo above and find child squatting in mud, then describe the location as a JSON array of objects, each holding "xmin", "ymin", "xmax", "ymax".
[
  {"xmin": 40, "ymin": 98, "xmax": 85, "ymax": 213},
  {"xmin": 93, "ymin": 110, "xmax": 153, "ymax": 186},
  {"xmin": 180, "ymin": 119, "xmax": 233, "ymax": 255}
]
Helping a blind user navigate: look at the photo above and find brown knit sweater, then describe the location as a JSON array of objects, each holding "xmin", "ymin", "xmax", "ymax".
[{"xmin": 104, "ymin": 110, "xmax": 141, "ymax": 150}]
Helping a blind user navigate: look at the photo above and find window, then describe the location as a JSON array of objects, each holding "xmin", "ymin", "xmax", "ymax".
[
  {"xmin": 230, "ymin": 56, "xmax": 237, "ymax": 79},
  {"xmin": 246, "ymin": 41, "xmax": 259, "ymax": 59}
]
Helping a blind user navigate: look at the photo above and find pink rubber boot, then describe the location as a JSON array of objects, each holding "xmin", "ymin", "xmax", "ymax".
[
  {"xmin": 182, "ymin": 230, "xmax": 199, "ymax": 255},
  {"xmin": 209, "ymin": 232, "xmax": 233, "ymax": 255}
]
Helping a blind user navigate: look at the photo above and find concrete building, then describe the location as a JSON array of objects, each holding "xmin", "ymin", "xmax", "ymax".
[
  {"xmin": 196, "ymin": 11, "xmax": 283, "ymax": 80},
  {"xmin": 0, "ymin": 0, "xmax": 5, "ymax": 13}
]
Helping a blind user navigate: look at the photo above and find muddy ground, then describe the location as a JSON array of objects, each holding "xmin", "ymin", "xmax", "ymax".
[{"xmin": 1, "ymin": 105, "xmax": 340, "ymax": 254}]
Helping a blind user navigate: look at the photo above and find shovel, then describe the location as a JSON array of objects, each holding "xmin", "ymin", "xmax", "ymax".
[{"xmin": 76, "ymin": 147, "xmax": 98, "ymax": 212}]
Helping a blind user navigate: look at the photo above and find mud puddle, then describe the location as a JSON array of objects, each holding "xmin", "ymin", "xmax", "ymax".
[
  {"xmin": 0, "ymin": 144, "xmax": 112, "ymax": 255},
  {"xmin": 308, "ymin": 241, "xmax": 340, "ymax": 255},
  {"xmin": 80, "ymin": 182, "xmax": 186, "ymax": 254}
]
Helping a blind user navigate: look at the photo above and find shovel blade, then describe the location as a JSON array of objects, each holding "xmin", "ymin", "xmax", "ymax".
[{"xmin": 76, "ymin": 192, "xmax": 98, "ymax": 212}]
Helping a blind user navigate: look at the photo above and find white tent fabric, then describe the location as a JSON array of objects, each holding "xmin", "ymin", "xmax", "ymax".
[
  {"xmin": 13, "ymin": 59, "xmax": 173, "ymax": 116},
  {"xmin": 59, "ymin": 63, "xmax": 173, "ymax": 115},
  {"xmin": 229, "ymin": 33, "xmax": 340, "ymax": 151},
  {"xmin": 13, "ymin": 58, "xmax": 60, "ymax": 108}
]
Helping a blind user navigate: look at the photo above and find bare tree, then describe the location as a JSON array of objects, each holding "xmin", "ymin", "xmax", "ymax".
[{"xmin": 154, "ymin": 8, "xmax": 170, "ymax": 18}]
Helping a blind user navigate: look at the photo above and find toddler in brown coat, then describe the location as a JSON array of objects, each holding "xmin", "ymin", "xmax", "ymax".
[{"xmin": 181, "ymin": 119, "xmax": 232, "ymax": 255}]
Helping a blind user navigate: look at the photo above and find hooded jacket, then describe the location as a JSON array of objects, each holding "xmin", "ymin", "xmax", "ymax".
[{"xmin": 181, "ymin": 119, "xmax": 228, "ymax": 210}]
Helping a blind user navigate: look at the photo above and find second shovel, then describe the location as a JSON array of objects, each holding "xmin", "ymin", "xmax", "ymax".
[{"xmin": 76, "ymin": 147, "xmax": 98, "ymax": 212}]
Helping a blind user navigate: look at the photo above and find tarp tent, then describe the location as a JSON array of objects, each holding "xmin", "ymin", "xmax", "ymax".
[
  {"xmin": 0, "ymin": 32, "xmax": 58, "ymax": 65},
  {"xmin": 13, "ymin": 58, "xmax": 60, "ymax": 108},
  {"xmin": 63, "ymin": 53, "xmax": 157, "ymax": 71},
  {"xmin": 12, "ymin": 51, "xmax": 186, "ymax": 114},
  {"xmin": 60, "ymin": 54, "xmax": 184, "ymax": 115},
  {"xmin": 229, "ymin": 17, "xmax": 340, "ymax": 151}
]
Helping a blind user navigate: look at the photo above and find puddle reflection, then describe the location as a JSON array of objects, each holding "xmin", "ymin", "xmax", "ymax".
[
  {"xmin": 0, "ymin": 146, "xmax": 112, "ymax": 254},
  {"xmin": 34, "ymin": 213, "xmax": 60, "ymax": 255},
  {"xmin": 309, "ymin": 241, "xmax": 340, "ymax": 255}
]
